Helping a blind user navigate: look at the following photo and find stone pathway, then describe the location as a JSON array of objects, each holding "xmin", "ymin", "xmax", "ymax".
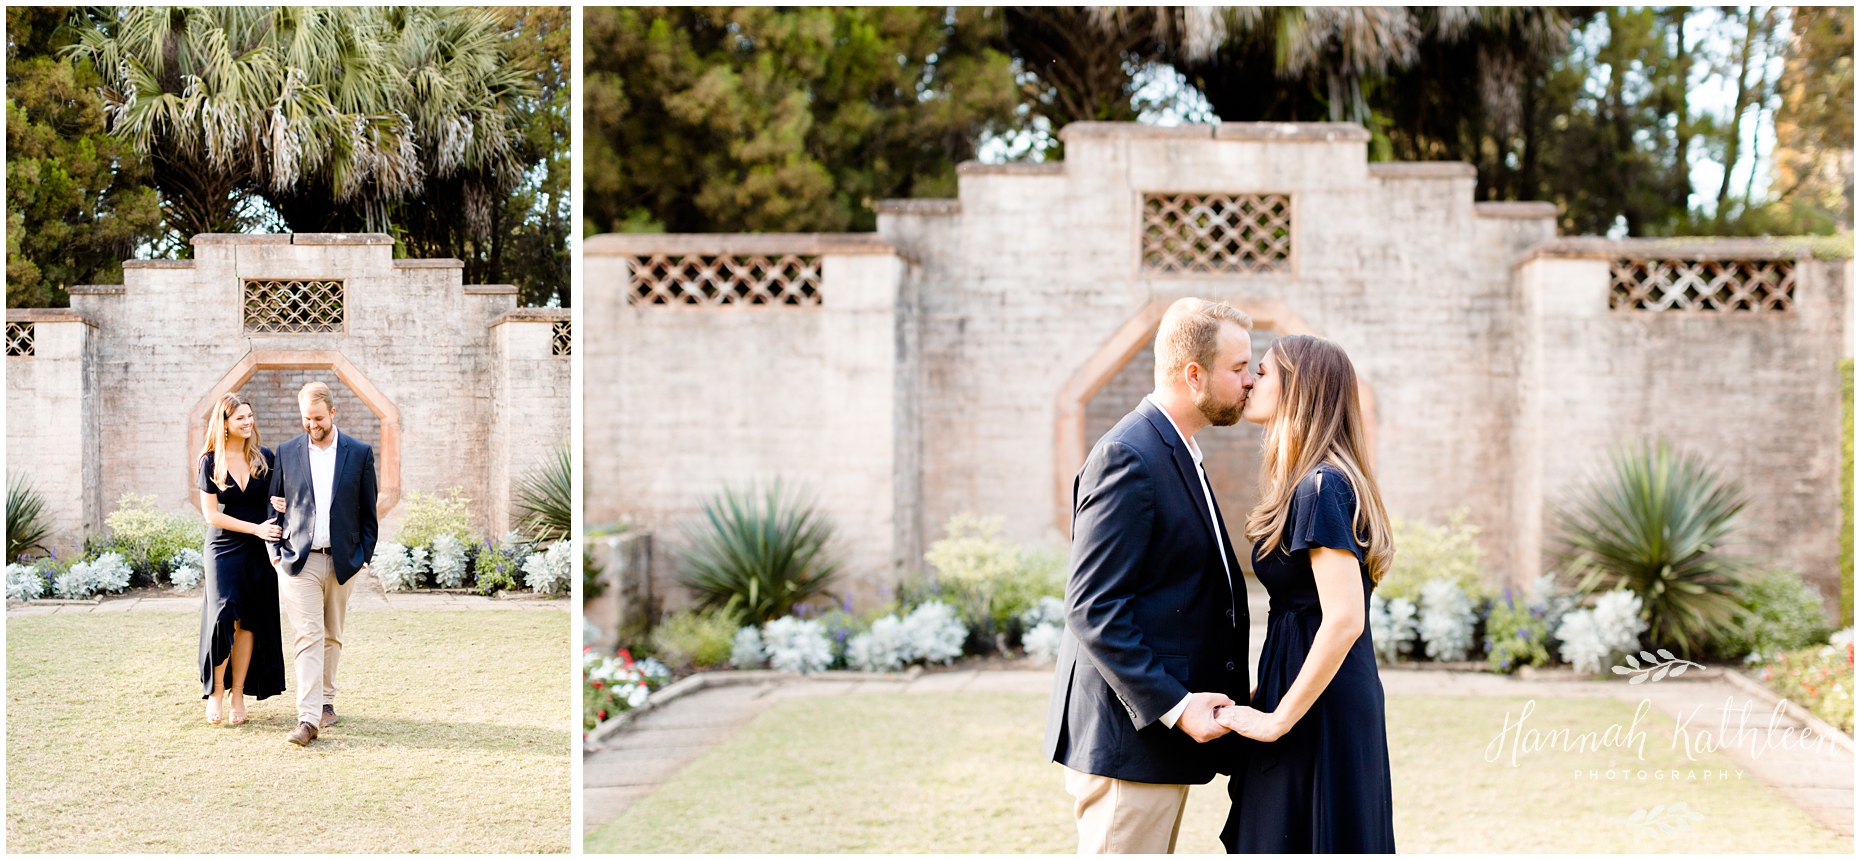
[
  {"xmin": 584, "ymin": 664, "xmax": 1854, "ymax": 839},
  {"xmin": 5, "ymin": 571, "xmax": 565, "ymax": 616}
]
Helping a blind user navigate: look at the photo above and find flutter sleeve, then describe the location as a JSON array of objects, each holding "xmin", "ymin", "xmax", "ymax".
[{"xmin": 1283, "ymin": 465, "xmax": 1366, "ymax": 563}]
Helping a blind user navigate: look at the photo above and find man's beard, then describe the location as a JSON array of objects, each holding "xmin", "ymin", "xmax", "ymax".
[
  {"xmin": 307, "ymin": 425, "xmax": 330, "ymax": 442},
  {"xmin": 1196, "ymin": 388, "xmax": 1245, "ymax": 427}
]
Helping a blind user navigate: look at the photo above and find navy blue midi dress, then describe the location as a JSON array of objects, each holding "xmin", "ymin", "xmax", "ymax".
[
  {"xmin": 196, "ymin": 450, "xmax": 287, "ymax": 700},
  {"xmin": 1222, "ymin": 464, "xmax": 1396, "ymax": 853}
]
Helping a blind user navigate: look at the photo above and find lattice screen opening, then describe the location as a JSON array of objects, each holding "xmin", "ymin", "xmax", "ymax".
[
  {"xmin": 552, "ymin": 320, "xmax": 572, "ymax": 356},
  {"xmin": 244, "ymin": 279, "xmax": 345, "ymax": 333},
  {"xmin": 1609, "ymin": 260, "xmax": 1796, "ymax": 312},
  {"xmin": 627, "ymin": 255, "xmax": 823, "ymax": 306},
  {"xmin": 6, "ymin": 322, "xmax": 33, "ymax": 357},
  {"xmin": 1142, "ymin": 193, "xmax": 1292, "ymax": 274}
]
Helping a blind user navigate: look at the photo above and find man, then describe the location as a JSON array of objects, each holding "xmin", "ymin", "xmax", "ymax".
[
  {"xmin": 1044, "ymin": 297, "xmax": 1254, "ymax": 853},
  {"xmin": 268, "ymin": 382, "xmax": 379, "ymax": 747}
]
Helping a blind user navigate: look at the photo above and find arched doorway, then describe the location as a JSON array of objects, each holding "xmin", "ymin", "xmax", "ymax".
[
  {"xmin": 187, "ymin": 350, "xmax": 401, "ymax": 516},
  {"xmin": 1054, "ymin": 299, "xmax": 1377, "ymax": 572}
]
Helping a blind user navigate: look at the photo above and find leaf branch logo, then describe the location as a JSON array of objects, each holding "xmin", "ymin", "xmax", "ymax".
[
  {"xmin": 1612, "ymin": 650, "xmax": 1704, "ymax": 684},
  {"xmin": 1609, "ymin": 802, "xmax": 1705, "ymax": 835}
]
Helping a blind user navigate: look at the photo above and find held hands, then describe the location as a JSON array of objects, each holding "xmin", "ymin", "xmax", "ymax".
[
  {"xmin": 1175, "ymin": 691, "xmax": 1235, "ymax": 743},
  {"xmin": 254, "ymin": 517, "xmax": 282, "ymax": 542},
  {"xmin": 1214, "ymin": 704, "xmax": 1289, "ymax": 742}
]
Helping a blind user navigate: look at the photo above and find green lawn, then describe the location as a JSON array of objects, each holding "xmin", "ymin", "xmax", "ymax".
[
  {"xmin": 6, "ymin": 610, "xmax": 571, "ymax": 853},
  {"xmin": 588, "ymin": 692, "xmax": 1851, "ymax": 854}
]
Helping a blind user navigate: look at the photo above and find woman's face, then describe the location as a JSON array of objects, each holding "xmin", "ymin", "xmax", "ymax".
[
  {"xmin": 226, "ymin": 404, "xmax": 255, "ymax": 442},
  {"xmin": 1241, "ymin": 349, "xmax": 1281, "ymax": 425}
]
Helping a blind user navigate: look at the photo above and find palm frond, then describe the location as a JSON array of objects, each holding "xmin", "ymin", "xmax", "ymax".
[
  {"xmin": 514, "ymin": 443, "xmax": 572, "ymax": 544},
  {"xmin": 7, "ymin": 473, "xmax": 53, "ymax": 562},
  {"xmin": 675, "ymin": 481, "xmax": 842, "ymax": 625}
]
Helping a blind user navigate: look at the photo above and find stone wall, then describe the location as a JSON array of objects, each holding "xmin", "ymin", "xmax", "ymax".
[
  {"xmin": 5, "ymin": 233, "xmax": 569, "ymax": 550},
  {"xmin": 582, "ymin": 122, "xmax": 1853, "ymax": 614},
  {"xmin": 237, "ymin": 368, "xmax": 382, "ymax": 455},
  {"xmin": 5, "ymin": 311, "xmax": 100, "ymax": 553}
]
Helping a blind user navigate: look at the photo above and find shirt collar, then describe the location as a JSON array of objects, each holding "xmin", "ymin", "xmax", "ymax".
[
  {"xmin": 1144, "ymin": 394, "xmax": 1203, "ymax": 466},
  {"xmin": 310, "ymin": 428, "xmax": 340, "ymax": 455}
]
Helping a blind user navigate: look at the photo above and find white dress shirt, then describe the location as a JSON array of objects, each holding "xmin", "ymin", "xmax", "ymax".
[
  {"xmin": 1144, "ymin": 395, "xmax": 1235, "ymax": 729},
  {"xmin": 308, "ymin": 428, "xmax": 339, "ymax": 550}
]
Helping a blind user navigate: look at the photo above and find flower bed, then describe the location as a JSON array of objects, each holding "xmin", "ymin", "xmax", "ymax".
[
  {"xmin": 1755, "ymin": 635, "xmax": 1855, "ymax": 734},
  {"xmin": 583, "ymin": 646, "xmax": 669, "ymax": 733}
]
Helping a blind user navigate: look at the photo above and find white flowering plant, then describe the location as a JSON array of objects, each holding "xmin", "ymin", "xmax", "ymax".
[
  {"xmin": 371, "ymin": 543, "xmax": 420, "ymax": 592},
  {"xmin": 1418, "ymin": 579, "xmax": 1477, "ymax": 661},
  {"xmin": 168, "ymin": 548, "xmax": 204, "ymax": 592},
  {"xmin": 762, "ymin": 616, "xmax": 833, "ymax": 673},
  {"xmin": 583, "ymin": 646, "xmax": 671, "ymax": 732},
  {"xmin": 430, "ymin": 534, "xmax": 470, "ymax": 588},
  {"xmin": 6, "ymin": 563, "xmax": 46, "ymax": 601},
  {"xmin": 1556, "ymin": 589, "xmax": 1647, "ymax": 673},
  {"xmin": 1369, "ymin": 594, "xmax": 1418, "ymax": 663},
  {"xmin": 522, "ymin": 540, "xmax": 572, "ymax": 595}
]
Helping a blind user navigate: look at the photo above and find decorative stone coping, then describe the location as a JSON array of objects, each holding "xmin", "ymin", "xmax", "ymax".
[
  {"xmin": 955, "ymin": 161, "xmax": 1065, "ymax": 176},
  {"xmin": 119, "ymin": 261, "xmax": 192, "ymax": 270},
  {"xmin": 1060, "ymin": 121, "xmax": 1216, "ymax": 140},
  {"xmin": 464, "ymin": 284, "xmax": 519, "ymax": 295},
  {"xmin": 491, "ymin": 307, "xmax": 570, "ymax": 326},
  {"xmin": 1517, "ymin": 236, "xmax": 1846, "ymax": 263},
  {"xmin": 1475, "ymin": 201, "xmax": 1559, "ymax": 219},
  {"xmin": 69, "ymin": 285, "xmax": 127, "ymax": 295},
  {"xmin": 191, "ymin": 232, "xmax": 392, "ymax": 246},
  {"xmin": 5, "ymin": 308, "xmax": 94, "ymax": 326},
  {"xmin": 394, "ymin": 258, "xmax": 465, "ymax": 269},
  {"xmin": 584, "ymin": 232, "xmax": 897, "ymax": 256},
  {"xmin": 1368, "ymin": 161, "xmax": 1477, "ymax": 179},
  {"xmin": 1214, "ymin": 122, "xmax": 1372, "ymax": 142},
  {"xmin": 873, "ymin": 198, "xmax": 962, "ymax": 215}
]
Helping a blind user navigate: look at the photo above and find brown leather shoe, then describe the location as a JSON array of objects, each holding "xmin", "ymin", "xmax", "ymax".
[
  {"xmin": 287, "ymin": 720, "xmax": 318, "ymax": 746},
  {"xmin": 321, "ymin": 704, "xmax": 339, "ymax": 727}
]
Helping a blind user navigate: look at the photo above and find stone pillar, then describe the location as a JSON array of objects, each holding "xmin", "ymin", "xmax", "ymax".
[
  {"xmin": 487, "ymin": 306, "xmax": 572, "ymax": 537},
  {"xmin": 5, "ymin": 310, "xmax": 100, "ymax": 554}
]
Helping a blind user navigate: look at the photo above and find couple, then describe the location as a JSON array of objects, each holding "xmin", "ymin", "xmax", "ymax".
[
  {"xmin": 194, "ymin": 382, "xmax": 379, "ymax": 747},
  {"xmin": 1045, "ymin": 298, "xmax": 1397, "ymax": 854}
]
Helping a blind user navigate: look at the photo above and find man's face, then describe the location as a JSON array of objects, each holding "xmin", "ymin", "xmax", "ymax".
[
  {"xmin": 1192, "ymin": 322, "xmax": 1253, "ymax": 427},
  {"xmin": 300, "ymin": 399, "xmax": 334, "ymax": 443}
]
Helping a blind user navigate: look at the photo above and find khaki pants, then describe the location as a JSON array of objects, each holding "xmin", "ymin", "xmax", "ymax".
[
  {"xmin": 1064, "ymin": 765, "xmax": 1190, "ymax": 854},
  {"xmin": 277, "ymin": 552, "xmax": 355, "ymax": 724}
]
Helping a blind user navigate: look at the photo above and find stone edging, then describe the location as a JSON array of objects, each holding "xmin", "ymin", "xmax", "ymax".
[
  {"xmin": 584, "ymin": 666, "xmax": 925, "ymax": 750},
  {"xmin": 1718, "ymin": 668, "xmax": 1856, "ymax": 753}
]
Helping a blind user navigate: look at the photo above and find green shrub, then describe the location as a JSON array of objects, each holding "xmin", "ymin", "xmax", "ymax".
[
  {"xmin": 1716, "ymin": 569, "xmax": 1835, "ymax": 660},
  {"xmin": 922, "ymin": 513, "xmax": 1065, "ymax": 643},
  {"xmin": 395, "ymin": 487, "xmax": 475, "ymax": 549},
  {"xmin": 1551, "ymin": 439, "xmax": 1747, "ymax": 657},
  {"xmin": 472, "ymin": 535, "xmax": 528, "ymax": 595},
  {"xmin": 7, "ymin": 472, "xmax": 52, "ymax": 562},
  {"xmin": 1483, "ymin": 594, "xmax": 1550, "ymax": 673},
  {"xmin": 650, "ymin": 607, "xmax": 740, "ymax": 670},
  {"xmin": 1380, "ymin": 508, "xmax": 1488, "ymax": 602},
  {"xmin": 103, "ymin": 494, "xmax": 205, "ymax": 584},
  {"xmin": 675, "ymin": 481, "xmax": 841, "ymax": 625}
]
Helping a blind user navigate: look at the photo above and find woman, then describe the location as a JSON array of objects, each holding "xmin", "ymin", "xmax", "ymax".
[
  {"xmin": 1216, "ymin": 335, "xmax": 1396, "ymax": 853},
  {"xmin": 196, "ymin": 393, "xmax": 286, "ymax": 724}
]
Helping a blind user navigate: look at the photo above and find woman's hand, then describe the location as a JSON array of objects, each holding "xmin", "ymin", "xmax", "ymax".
[
  {"xmin": 1215, "ymin": 705, "xmax": 1289, "ymax": 742},
  {"xmin": 254, "ymin": 517, "xmax": 282, "ymax": 542},
  {"xmin": 271, "ymin": 496, "xmax": 287, "ymax": 513}
]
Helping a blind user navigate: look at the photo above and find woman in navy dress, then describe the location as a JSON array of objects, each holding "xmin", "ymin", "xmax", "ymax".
[
  {"xmin": 196, "ymin": 393, "xmax": 286, "ymax": 724},
  {"xmin": 1216, "ymin": 335, "xmax": 1397, "ymax": 853}
]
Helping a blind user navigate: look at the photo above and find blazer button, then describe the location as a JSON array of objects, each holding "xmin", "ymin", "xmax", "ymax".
[{"xmin": 1226, "ymin": 662, "xmax": 1236, "ymax": 671}]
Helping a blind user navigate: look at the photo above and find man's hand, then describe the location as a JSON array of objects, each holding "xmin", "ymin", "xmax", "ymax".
[
  {"xmin": 271, "ymin": 496, "xmax": 287, "ymax": 513},
  {"xmin": 1215, "ymin": 704, "xmax": 1289, "ymax": 742},
  {"xmin": 1175, "ymin": 691, "xmax": 1235, "ymax": 743}
]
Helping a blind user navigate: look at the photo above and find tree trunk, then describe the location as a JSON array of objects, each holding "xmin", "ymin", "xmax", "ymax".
[{"xmin": 1715, "ymin": 7, "xmax": 1762, "ymax": 223}]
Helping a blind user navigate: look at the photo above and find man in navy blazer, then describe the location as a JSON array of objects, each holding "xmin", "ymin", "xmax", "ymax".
[
  {"xmin": 268, "ymin": 381, "xmax": 379, "ymax": 746},
  {"xmin": 1045, "ymin": 298, "xmax": 1254, "ymax": 853}
]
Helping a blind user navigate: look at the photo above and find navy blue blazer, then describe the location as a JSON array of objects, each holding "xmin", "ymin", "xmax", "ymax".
[
  {"xmin": 1044, "ymin": 397, "xmax": 1250, "ymax": 785},
  {"xmin": 268, "ymin": 431, "xmax": 379, "ymax": 585}
]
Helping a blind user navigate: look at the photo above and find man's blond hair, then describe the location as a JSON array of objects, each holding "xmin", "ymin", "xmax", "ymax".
[
  {"xmin": 1153, "ymin": 298, "xmax": 1252, "ymax": 390},
  {"xmin": 298, "ymin": 381, "xmax": 335, "ymax": 412}
]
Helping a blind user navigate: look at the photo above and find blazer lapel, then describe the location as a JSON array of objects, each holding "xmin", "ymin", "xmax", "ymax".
[{"xmin": 1137, "ymin": 399, "xmax": 1221, "ymax": 550}]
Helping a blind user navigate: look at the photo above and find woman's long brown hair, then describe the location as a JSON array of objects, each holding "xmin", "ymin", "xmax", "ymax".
[
  {"xmin": 1243, "ymin": 335, "xmax": 1393, "ymax": 584},
  {"xmin": 199, "ymin": 393, "xmax": 268, "ymax": 490}
]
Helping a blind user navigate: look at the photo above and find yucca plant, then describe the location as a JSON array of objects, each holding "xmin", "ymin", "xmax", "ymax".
[
  {"xmin": 676, "ymin": 481, "xmax": 841, "ymax": 625},
  {"xmin": 7, "ymin": 473, "xmax": 52, "ymax": 562},
  {"xmin": 515, "ymin": 443, "xmax": 572, "ymax": 544},
  {"xmin": 1550, "ymin": 439, "xmax": 1748, "ymax": 657}
]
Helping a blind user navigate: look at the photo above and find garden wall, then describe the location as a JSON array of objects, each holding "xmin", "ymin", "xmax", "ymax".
[
  {"xmin": 5, "ymin": 234, "xmax": 569, "ymax": 555},
  {"xmin": 581, "ymin": 121, "xmax": 1853, "ymax": 615}
]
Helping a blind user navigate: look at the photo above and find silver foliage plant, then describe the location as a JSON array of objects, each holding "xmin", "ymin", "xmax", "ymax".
[
  {"xmin": 169, "ymin": 548, "xmax": 204, "ymax": 592},
  {"xmin": 1369, "ymin": 593, "xmax": 1418, "ymax": 662},
  {"xmin": 1418, "ymin": 579, "xmax": 1477, "ymax": 661},
  {"xmin": 846, "ymin": 601, "xmax": 972, "ymax": 671},
  {"xmin": 761, "ymin": 616, "xmax": 833, "ymax": 673},
  {"xmin": 730, "ymin": 625, "xmax": 766, "ymax": 669},
  {"xmin": 521, "ymin": 540, "xmax": 572, "ymax": 595},
  {"xmin": 430, "ymin": 534, "xmax": 469, "ymax": 588},
  {"xmin": 371, "ymin": 543, "xmax": 420, "ymax": 592},
  {"xmin": 6, "ymin": 563, "xmax": 45, "ymax": 601},
  {"xmin": 847, "ymin": 615, "xmax": 911, "ymax": 672},
  {"xmin": 53, "ymin": 551, "xmax": 131, "ymax": 599},
  {"xmin": 1556, "ymin": 589, "xmax": 1647, "ymax": 673},
  {"xmin": 1018, "ymin": 595, "xmax": 1066, "ymax": 664}
]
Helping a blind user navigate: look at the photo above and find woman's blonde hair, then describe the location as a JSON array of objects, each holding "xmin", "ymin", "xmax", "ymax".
[
  {"xmin": 1243, "ymin": 335, "xmax": 1393, "ymax": 584},
  {"xmin": 200, "ymin": 393, "xmax": 268, "ymax": 490}
]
